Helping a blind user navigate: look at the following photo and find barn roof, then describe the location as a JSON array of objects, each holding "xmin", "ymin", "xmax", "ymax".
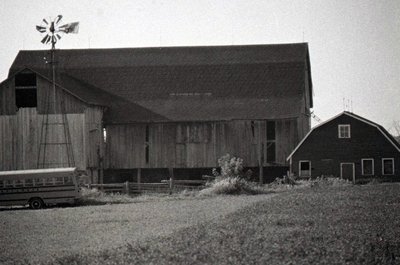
[
  {"xmin": 9, "ymin": 43, "xmax": 312, "ymax": 123},
  {"xmin": 287, "ymin": 112, "xmax": 400, "ymax": 160}
]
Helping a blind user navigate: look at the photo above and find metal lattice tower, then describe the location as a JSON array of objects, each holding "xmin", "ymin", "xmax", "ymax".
[{"xmin": 36, "ymin": 16, "xmax": 79, "ymax": 168}]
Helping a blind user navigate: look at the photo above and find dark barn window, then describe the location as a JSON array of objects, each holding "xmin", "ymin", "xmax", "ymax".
[
  {"xmin": 15, "ymin": 73, "xmax": 37, "ymax": 108},
  {"xmin": 361, "ymin": 159, "xmax": 374, "ymax": 176},
  {"xmin": 382, "ymin": 158, "xmax": 394, "ymax": 175},
  {"xmin": 250, "ymin": 121, "xmax": 255, "ymax": 138},
  {"xmin": 299, "ymin": 161, "xmax": 311, "ymax": 177}
]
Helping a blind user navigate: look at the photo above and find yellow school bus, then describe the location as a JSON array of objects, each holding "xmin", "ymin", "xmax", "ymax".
[{"xmin": 0, "ymin": 167, "xmax": 80, "ymax": 209}]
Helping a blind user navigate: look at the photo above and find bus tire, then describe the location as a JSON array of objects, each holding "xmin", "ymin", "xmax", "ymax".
[{"xmin": 29, "ymin": 198, "xmax": 44, "ymax": 209}]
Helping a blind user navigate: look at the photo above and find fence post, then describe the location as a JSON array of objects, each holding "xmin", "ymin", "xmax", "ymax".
[
  {"xmin": 137, "ymin": 168, "xmax": 141, "ymax": 193},
  {"xmin": 258, "ymin": 122, "xmax": 264, "ymax": 184},
  {"xmin": 125, "ymin": 181, "xmax": 130, "ymax": 195}
]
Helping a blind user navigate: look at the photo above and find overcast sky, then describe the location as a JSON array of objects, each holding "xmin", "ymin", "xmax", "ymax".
[{"xmin": 0, "ymin": 0, "xmax": 399, "ymax": 133}]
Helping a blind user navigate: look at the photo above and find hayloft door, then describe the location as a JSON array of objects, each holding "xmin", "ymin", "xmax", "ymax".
[{"xmin": 340, "ymin": 163, "xmax": 355, "ymax": 183}]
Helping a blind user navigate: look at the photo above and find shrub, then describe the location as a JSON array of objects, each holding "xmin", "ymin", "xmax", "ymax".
[
  {"xmin": 211, "ymin": 154, "xmax": 253, "ymax": 180},
  {"xmin": 199, "ymin": 176, "xmax": 266, "ymax": 196},
  {"xmin": 200, "ymin": 154, "xmax": 266, "ymax": 196}
]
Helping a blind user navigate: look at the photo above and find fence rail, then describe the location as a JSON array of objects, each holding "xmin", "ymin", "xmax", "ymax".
[{"xmin": 85, "ymin": 179, "xmax": 207, "ymax": 195}]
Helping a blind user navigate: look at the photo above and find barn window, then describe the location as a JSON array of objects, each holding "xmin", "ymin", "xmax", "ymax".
[
  {"xmin": 103, "ymin": 128, "xmax": 107, "ymax": 143},
  {"xmin": 382, "ymin": 158, "xmax": 394, "ymax": 175},
  {"xmin": 299, "ymin": 160, "xmax": 311, "ymax": 177},
  {"xmin": 250, "ymin": 121, "xmax": 255, "ymax": 138},
  {"xmin": 15, "ymin": 72, "xmax": 37, "ymax": 108},
  {"xmin": 266, "ymin": 121, "xmax": 276, "ymax": 163},
  {"xmin": 361, "ymin": 159, "xmax": 374, "ymax": 176},
  {"xmin": 338, "ymin": 124, "xmax": 350, "ymax": 138}
]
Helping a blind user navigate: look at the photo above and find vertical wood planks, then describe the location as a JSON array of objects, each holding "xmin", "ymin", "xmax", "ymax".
[{"xmin": 0, "ymin": 108, "xmax": 91, "ymax": 171}]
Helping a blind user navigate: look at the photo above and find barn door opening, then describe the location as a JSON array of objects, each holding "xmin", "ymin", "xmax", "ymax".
[
  {"xmin": 340, "ymin": 163, "xmax": 355, "ymax": 183},
  {"xmin": 299, "ymin": 160, "xmax": 311, "ymax": 177}
]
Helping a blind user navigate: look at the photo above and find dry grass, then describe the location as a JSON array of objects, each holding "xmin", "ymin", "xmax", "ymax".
[
  {"xmin": 77, "ymin": 187, "xmax": 175, "ymax": 205},
  {"xmin": 199, "ymin": 177, "xmax": 267, "ymax": 196},
  {"xmin": 0, "ymin": 192, "xmax": 272, "ymax": 265},
  {"xmin": 1, "ymin": 182, "xmax": 399, "ymax": 264},
  {"xmin": 55, "ymin": 183, "xmax": 400, "ymax": 264}
]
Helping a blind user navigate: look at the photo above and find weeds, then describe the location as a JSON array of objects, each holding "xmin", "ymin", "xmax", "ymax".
[
  {"xmin": 200, "ymin": 154, "xmax": 267, "ymax": 196},
  {"xmin": 199, "ymin": 177, "xmax": 266, "ymax": 196},
  {"xmin": 310, "ymin": 176, "xmax": 351, "ymax": 188}
]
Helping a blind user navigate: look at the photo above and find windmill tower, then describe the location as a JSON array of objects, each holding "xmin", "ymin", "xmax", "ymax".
[{"xmin": 35, "ymin": 16, "xmax": 79, "ymax": 168}]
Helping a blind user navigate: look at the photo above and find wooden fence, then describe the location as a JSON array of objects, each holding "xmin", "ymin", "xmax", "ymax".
[{"xmin": 85, "ymin": 179, "xmax": 206, "ymax": 195}]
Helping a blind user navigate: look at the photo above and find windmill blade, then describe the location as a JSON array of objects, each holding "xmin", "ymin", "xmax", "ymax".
[
  {"xmin": 56, "ymin": 34, "xmax": 62, "ymax": 40},
  {"xmin": 42, "ymin": 18, "xmax": 49, "ymax": 25},
  {"xmin": 36, "ymin": 25, "xmax": 47, "ymax": 33},
  {"xmin": 41, "ymin": 35, "xmax": 50, "ymax": 44},
  {"xmin": 55, "ymin": 15, "xmax": 63, "ymax": 25},
  {"xmin": 45, "ymin": 35, "xmax": 52, "ymax": 44}
]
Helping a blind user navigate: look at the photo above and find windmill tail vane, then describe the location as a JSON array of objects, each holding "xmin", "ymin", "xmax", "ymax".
[{"xmin": 59, "ymin": 22, "xmax": 79, "ymax": 34}]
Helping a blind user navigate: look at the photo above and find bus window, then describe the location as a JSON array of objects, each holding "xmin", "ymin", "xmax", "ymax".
[
  {"xmin": 15, "ymin": 179, "xmax": 24, "ymax": 187},
  {"xmin": 64, "ymin": 176, "xmax": 73, "ymax": 185},
  {"xmin": 45, "ymin": 177, "xmax": 54, "ymax": 186},
  {"xmin": 0, "ymin": 180, "xmax": 3, "ymax": 188},
  {"xmin": 5, "ymin": 180, "xmax": 14, "ymax": 188},
  {"xmin": 55, "ymin": 177, "xmax": 64, "ymax": 185},
  {"xmin": 24, "ymin": 178, "xmax": 34, "ymax": 187},
  {"xmin": 34, "ymin": 178, "xmax": 43, "ymax": 186}
]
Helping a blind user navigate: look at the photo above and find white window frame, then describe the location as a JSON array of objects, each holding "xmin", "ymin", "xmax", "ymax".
[
  {"xmin": 338, "ymin": 124, "xmax": 351, "ymax": 138},
  {"xmin": 382, "ymin": 158, "xmax": 395, "ymax": 175},
  {"xmin": 361, "ymin": 158, "xmax": 374, "ymax": 176},
  {"xmin": 299, "ymin": 160, "xmax": 311, "ymax": 177}
]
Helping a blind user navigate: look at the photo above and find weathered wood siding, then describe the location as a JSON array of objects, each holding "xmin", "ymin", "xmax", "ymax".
[
  {"xmin": 37, "ymin": 75, "xmax": 87, "ymax": 114},
  {"xmin": 84, "ymin": 106, "xmax": 104, "ymax": 168},
  {"xmin": 105, "ymin": 119, "xmax": 299, "ymax": 169},
  {"xmin": 0, "ymin": 78, "xmax": 16, "ymax": 115},
  {"xmin": 0, "ymin": 107, "xmax": 103, "ymax": 171},
  {"xmin": 0, "ymin": 73, "xmax": 87, "ymax": 115}
]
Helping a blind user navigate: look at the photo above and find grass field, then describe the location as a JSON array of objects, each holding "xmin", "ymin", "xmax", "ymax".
[{"xmin": 1, "ymin": 183, "xmax": 399, "ymax": 264}]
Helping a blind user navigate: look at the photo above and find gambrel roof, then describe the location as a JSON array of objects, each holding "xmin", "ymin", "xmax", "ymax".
[
  {"xmin": 9, "ymin": 43, "xmax": 313, "ymax": 123},
  {"xmin": 287, "ymin": 111, "xmax": 400, "ymax": 160}
]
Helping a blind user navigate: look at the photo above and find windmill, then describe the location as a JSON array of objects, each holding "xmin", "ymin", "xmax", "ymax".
[
  {"xmin": 36, "ymin": 15, "xmax": 79, "ymax": 50},
  {"xmin": 35, "ymin": 15, "xmax": 79, "ymax": 169}
]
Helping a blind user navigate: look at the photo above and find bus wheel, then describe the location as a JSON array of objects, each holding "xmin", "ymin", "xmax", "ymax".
[{"xmin": 29, "ymin": 198, "xmax": 44, "ymax": 209}]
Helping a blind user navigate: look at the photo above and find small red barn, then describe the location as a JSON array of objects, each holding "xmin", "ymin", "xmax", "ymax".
[{"xmin": 287, "ymin": 112, "xmax": 400, "ymax": 182}]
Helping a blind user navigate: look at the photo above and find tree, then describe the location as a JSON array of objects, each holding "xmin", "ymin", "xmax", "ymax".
[{"xmin": 392, "ymin": 121, "xmax": 400, "ymax": 143}]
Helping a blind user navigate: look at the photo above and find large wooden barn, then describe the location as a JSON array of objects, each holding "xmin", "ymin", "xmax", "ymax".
[
  {"xmin": 0, "ymin": 43, "xmax": 313, "ymax": 183},
  {"xmin": 287, "ymin": 111, "xmax": 400, "ymax": 182}
]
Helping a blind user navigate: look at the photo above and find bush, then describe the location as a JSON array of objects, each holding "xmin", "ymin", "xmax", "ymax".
[
  {"xmin": 210, "ymin": 154, "xmax": 253, "ymax": 180},
  {"xmin": 199, "ymin": 176, "xmax": 266, "ymax": 196},
  {"xmin": 200, "ymin": 154, "xmax": 266, "ymax": 196}
]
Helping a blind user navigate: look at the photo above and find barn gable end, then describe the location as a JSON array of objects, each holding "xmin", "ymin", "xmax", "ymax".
[{"xmin": 288, "ymin": 112, "xmax": 400, "ymax": 181}]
